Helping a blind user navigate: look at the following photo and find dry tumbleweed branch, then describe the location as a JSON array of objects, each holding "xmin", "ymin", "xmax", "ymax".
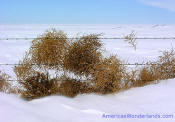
[{"xmin": 124, "ymin": 31, "xmax": 137, "ymax": 50}]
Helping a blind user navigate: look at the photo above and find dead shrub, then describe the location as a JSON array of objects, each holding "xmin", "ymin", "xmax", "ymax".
[
  {"xmin": 0, "ymin": 70, "xmax": 17, "ymax": 94},
  {"xmin": 136, "ymin": 48, "xmax": 175, "ymax": 85},
  {"xmin": 139, "ymin": 67, "xmax": 154, "ymax": 83},
  {"xmin": 124, "ymin": 31, "xmax": 137, "ymax": 50},
  {"xmin": 13, "ymin": 29, "xmax": 70, "ymax": 99},
  {"xmin": 15, "ymin": 29, "xmax": 175, "ymax": 98},
  {"xmin": 29, "ymin": 29, "xmax": 69, "ymax": 70},
  {"xmin": 136, "ymin": 65, "xmax": 159, "ymax": 86},
  {"xmin": 0, "ymin": 70, "xmax": 11, "ymax": 93},
  {"xmin": 14, "ymin": 52, "xmax": 36, "ymax": 82},
  {"xmin": 157, "ymin": 49, "xmax": 175, "ymax": 79},
  {"xmin": 63, "ymin": 34, "xmax": 103, "ymax": 77},
  {"xmin": 58, "ymin": 76, "xmax": 92, "ymax": 97},
  {"xmin": 14, "ymin": 30, "xmax": 103, "ymax": 99},
  {"xmin": 123, "ymin": 69, "xmax": 138, "ymax": 89},
  {"xmin": 91, "ymin": 56, "xmax": 125, "ymax": 94},
  {"xmin": 20, "ymin": 72, "xmax": 59, "ymax": 100}
]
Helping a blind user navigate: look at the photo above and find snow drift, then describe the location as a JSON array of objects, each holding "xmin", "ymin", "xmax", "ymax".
[{"xmin": 0, "ymin": 79, "xmax": 175, "ymax": 122}]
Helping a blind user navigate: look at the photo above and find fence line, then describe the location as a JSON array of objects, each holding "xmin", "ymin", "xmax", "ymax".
[
  {"xmin": 5, "ymin": 79, "xmax": 93, "ymax": 82},
  {"xmin": 1, "ymin": 37, "xmax": 174, "ymax": 82},
  {"xmin": 0, "ymin": 63, "xmax": 164, "ymax": 66},
  {"xmin": 1, "ymin": 37, "xmax": 174, "ymax": 67},
  {"xmin": 0, "ymin": 37, "xmax": 175, "ymax": 40},
  {"xmin": 1, "ymin": 37, "xmax": 173, "ymax": 67}
]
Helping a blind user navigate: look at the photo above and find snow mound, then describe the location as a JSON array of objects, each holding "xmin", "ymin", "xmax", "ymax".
[{"xmin": 0, "ymin": 79, "xmax": 175, "ymax": 122}]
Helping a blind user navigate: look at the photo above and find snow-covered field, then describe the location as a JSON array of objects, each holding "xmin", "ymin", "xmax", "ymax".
[
  {"xmin": 0, "ymin": 24, "xmax": 175, "ymax": 122},
  {"xmin": 0, "ymin": 79, "xmax": 175, "ymax": 122}
]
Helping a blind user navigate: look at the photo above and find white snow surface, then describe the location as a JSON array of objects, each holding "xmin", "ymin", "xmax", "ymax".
[
  {"xmin": 0, "ymin": 79, "xmax": 175, "ymax": 122},
  {"xmin": 0, "ymin": 24, "xmax": 175, "ymax": 122}
]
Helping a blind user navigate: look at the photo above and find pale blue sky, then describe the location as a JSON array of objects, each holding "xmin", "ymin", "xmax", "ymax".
[{"xmin": 1, "ymin": 0, "xmax": 175, "ymax": 24}]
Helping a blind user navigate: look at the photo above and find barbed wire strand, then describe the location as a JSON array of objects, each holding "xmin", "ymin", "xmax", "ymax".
[
  {"xmin": 0, "ymin": 63, "xmax": 163, "ymax": 66},
  {"xmin": 0, "ymin": 37, "xmax": 175, "ymax": 40},
  {"xmin": 5, "ymin": 79, "xmax": 97, "ymax": 82}
]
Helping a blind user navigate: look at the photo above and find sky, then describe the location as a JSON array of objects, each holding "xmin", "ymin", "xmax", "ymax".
[{"xmin": 0, "ymin": 0, "xmax": 175, "ymax": 24}]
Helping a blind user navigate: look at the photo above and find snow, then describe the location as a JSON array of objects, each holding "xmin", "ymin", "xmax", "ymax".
[
  {"xmin": 0, "ymin": 24, "xmax": 175, "ymax": 122},
  {"xmin": 0, "ymin": 79, "xmax": 175, "ymax": 122}
]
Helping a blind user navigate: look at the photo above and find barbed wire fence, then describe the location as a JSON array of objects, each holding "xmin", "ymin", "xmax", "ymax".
[{"xmin": 1, "ymin": 37, "xmax": 175, "ymax": 82}]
